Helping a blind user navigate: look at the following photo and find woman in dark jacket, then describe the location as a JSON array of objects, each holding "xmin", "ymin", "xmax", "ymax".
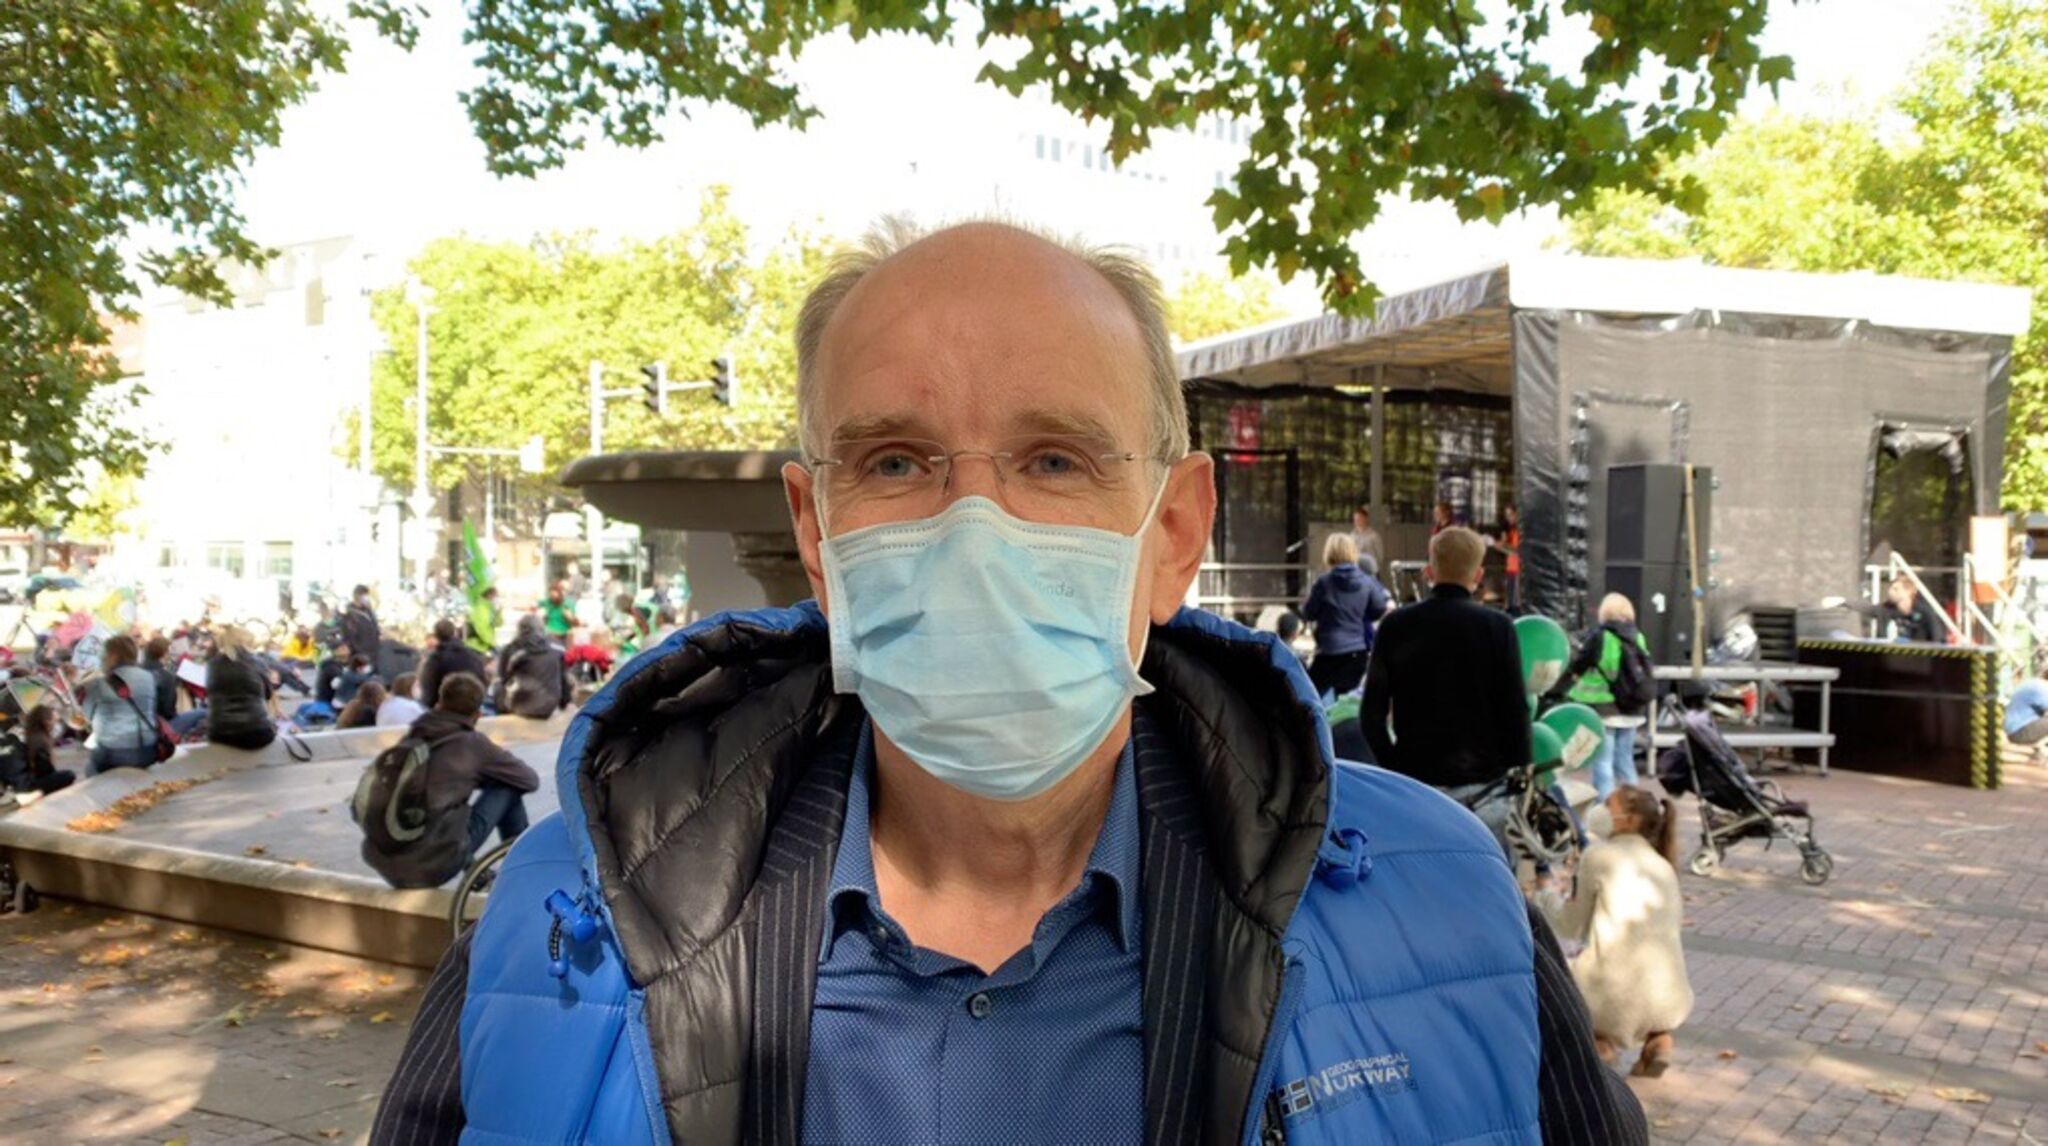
[
  {"xmin": 10, "ymin": 704, "xmax": 77, "ymax": 797},
  {"xmin": 1300, "ymin": 533, "xmax": 1391, "ymax": 698},
  {"xmin": 205, "ymin": 626, "xmax": 278, "ymax": 751}
]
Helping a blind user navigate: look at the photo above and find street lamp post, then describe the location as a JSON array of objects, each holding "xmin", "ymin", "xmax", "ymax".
[{"xmin": 407, "ymin": 282, "xmax": 435, "ymax": 595}]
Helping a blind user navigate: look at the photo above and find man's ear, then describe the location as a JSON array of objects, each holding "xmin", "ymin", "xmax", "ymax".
[
  {"xmin": 1146, "ymin": 453, "xmax": 1216, "ymax": 624},
  {"xmin": 783, "ymin": 461, "xmax": 831, "ymax": 613}
]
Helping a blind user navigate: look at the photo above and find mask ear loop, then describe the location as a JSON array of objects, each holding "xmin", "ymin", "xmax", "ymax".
[{"xmin": 1120, "ymin": 464, "xmax": 1176, "ymax": 693}]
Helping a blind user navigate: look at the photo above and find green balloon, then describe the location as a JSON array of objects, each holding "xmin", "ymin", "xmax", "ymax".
[
  {"xmin": 1529, "ymin": 723, "xmax": 1565, "ymax": 781},
  {"xmin": 1515, "ymin": 615, "xmax": 1571, "ymax": 698},
  {"xmin": 1539, "ymin": 703, "xmax": 1606, "ymax": 775}
]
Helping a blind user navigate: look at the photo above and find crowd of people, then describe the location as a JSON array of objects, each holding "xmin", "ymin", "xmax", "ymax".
[{"xmin": 1302, "ymin": 521, "xmax": 1693, "ymax": 1078}]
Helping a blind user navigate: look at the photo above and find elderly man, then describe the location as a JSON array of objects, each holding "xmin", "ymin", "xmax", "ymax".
[{"xmin": 374, "ymin": 222, "xmax": 1642, "ymax": 1144}]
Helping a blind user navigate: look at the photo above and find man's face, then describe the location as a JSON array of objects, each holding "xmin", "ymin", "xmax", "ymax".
[
  {"xmin": 1352, "ymin": 510, "xmax": 1368, "ymax": 530},
  {"xmin": 784, "ymin": 225, "xmax": 1215, "ymax": 652}
]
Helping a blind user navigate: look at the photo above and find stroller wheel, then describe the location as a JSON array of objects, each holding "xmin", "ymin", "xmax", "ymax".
[
  {"xmin": 1688, "ymin": 846, "xmax": 1721, "ymax": 877},
  {"xmin": 1800, "ymin": 849, "xmax": 1834, "ymax": 886}
]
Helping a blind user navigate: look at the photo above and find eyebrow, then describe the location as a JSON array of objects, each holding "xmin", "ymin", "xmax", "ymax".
[{"xmin": 826, "ymin": 408, "xmax": 1126, "ymax": 448}]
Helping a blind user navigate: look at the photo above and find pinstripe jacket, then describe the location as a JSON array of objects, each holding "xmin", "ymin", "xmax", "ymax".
[{"xmin": 374, "ymin": 604, "xmax": 1645, "ymax": 1145}]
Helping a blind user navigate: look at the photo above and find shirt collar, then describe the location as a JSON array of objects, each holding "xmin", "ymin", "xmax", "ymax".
[{"xmin": 824, "ymin": 722, "xmax": 1143, "ymax": 957}]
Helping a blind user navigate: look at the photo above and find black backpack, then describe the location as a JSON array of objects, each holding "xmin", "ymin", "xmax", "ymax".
[
  {"xmin": 1605, "ymin": 627, "xmax": 1658, "ymax": 716},
  {"xmin": 351, "ymin": 731, "xmax": 467, "ymax": 888}
]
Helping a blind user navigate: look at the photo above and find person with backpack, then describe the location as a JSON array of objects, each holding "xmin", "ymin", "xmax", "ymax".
[
  {"xmin": 79, "ymin": 634, "xmax": 161, "ymax": 773},
  {"xmin": 354, "ymin": 672, "xmax": 538, "ymax": 889},
  {"xmin": 1558, "ymin": 593, "xmax": 1657, "ymax": 798}
]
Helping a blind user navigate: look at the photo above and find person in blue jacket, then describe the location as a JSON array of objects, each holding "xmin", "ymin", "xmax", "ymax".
[
  {"xmin": 1299, "ymin": 532, "xmax": 1391, "ymax": 698},
  {"xmin": 374, "ymin": 220, "xmax": 1643, "ymax": 1145}
]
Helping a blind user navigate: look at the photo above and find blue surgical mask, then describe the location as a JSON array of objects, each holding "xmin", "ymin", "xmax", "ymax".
[{"xmin": 821, "ymin": 493, "xmax": 1158, "ymax": 801}]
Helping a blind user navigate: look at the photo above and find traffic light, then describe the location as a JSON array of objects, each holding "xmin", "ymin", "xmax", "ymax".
[
  {"xmin": 640, "ymin": 360, "xmax": 668, "ymax": 416},
  {"xmin": 711, "ymin": 355, "xmax": 736, "ymax": 407}
]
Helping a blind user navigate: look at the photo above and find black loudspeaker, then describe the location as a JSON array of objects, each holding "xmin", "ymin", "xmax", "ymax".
[
  {"xmin": 1605, "ymin": 464, "xmax": 1713, "ymax": 664},
  {"xmin": 1606, "ymin": 464, "xmax": 1711, "ymax": 566},
  {"xmin": 1603, "ymin": 562, "xmax": 1695, "ymax": 664}
]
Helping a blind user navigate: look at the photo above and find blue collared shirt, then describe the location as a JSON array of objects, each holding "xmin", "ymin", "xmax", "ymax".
[{"xmin": 800, "ymin": 728, "xmax": 1145, "ymax": 1144}]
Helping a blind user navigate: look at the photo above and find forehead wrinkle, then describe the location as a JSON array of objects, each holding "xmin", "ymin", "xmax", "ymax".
[{"xmin": 816, "ymin": 226, "xmax": 1152, "ymax": 447}]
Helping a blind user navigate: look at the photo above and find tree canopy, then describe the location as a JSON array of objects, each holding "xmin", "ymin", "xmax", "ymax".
[
  {"xmin": 1565, "ymin": 0, "xmax": 2048, "ymax": 508},
  {"xmin": 358, "ymin": 0, "xmax": 1791, "ymax": 315},
  {"xmin": 0, "ymin": 0, "xmax": 345, "ymax": 529},
  {"xmin": 363, "ymin": 189, "xmax": 828, "ymax": 499},
  {"xmin": 1165, "ymin": 272, "xmax": 1290, "ymax": 343}
]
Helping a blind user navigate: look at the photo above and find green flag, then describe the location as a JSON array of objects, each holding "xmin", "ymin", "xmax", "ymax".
[{"xmin": 463, "ymin": 521, "xmax": 498, "ymax": 653}]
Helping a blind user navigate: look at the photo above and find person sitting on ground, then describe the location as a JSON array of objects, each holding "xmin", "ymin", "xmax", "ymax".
[
  {"xmin": 8, "ymin": 704, "xmax": 77, "ymax": 799},
  {"xmin": 378, "ymin": 672, "xmax": 427, "ymax": 727},
  {"xmin": 79, "ymin": 634, "xmax": 160, "ymax": 774},
  {"xmin": 493, "ymin": 614, "xmax": 569, "ymax": 719},
  {"xmin": 206, "ymin": 625, "xmax": 278, "ymax": 751},
  {"xmin": 1552, "ymin": 785, "xmax": 1692, "ymax": 1079},
  {"xmin": 1559, "ymin": 592, "xmax": 1655, "ymax": 799},
  {"xmin": 315, "ymin": 642, "xmax": 350, "ymax": 707},
  {"xmin": 142, "ymin": 635, "xmax": 180, "ymax": 724},
  {"xmin": 418, "ymin": 620, "xmax": 487, "ymax": 712},
  {"xmin": 337, "ymin": 679, "xmax": 389, "ymax": 730},
  {"xmin": 413, "ymin": 671, "xmax": 537, "ymax": 871},
  {"xmin": 281, "ymin": 625, "xmax": 320, "ymax": 669},
  {"xmin": 1300, "ymin": 532, "xmax": 1391, "ymax": 698},
  {"xmin": 2005, "ymin": 663, "xmax": 2048, "ymax": 754},
  {"xmin": 335, "ymin": 652, "xmax": 377, "ymax": 707}
]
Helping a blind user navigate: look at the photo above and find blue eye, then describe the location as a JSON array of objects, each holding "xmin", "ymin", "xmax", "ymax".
[
  {"xmin": 1021, "ymin": 446, "xmax": 1089, "ymax": 478},
  {"xmin": 867, "ymin": 450, "xmax": 925, "ymax": 479}
]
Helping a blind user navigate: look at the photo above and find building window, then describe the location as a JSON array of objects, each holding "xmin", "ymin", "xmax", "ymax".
[
  {"xmin": 1035, "ymin": 134, "xmax": 1046, "ymax": 159},
  {"xmin": 205, "ymin": 543, "xmax": 245, "ymax": 579},
  {"xmin": 158, "ymin": 544, "xmax": 179, "ymax": 568},
  {"xmin": 260, "ymin": 542, "xmax": 293, "ymax": 580},
  {"xmin": 1050, "ymin": 138, "xmax": 1062, "ymax": 162}
]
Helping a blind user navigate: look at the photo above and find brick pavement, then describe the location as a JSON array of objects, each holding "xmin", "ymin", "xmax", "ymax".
[
  {"xmin": 0, "ymin": 902, "xmax": 426, "ymax": 1144},
  {"xmin": 1634, "ymin": 757, "xmax": 2048, "ymax": 1144},
  {"xmin": 4, "ymin": 755, "xmax": 2048, "ymax": 1143}
]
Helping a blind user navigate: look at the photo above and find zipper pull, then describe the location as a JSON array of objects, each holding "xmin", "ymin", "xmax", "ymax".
[
  {"xmin": 543, "ymin": 888, "xmax": 600, "ymax": 979},
  {"xmin": 1314, "ymin": 826, "xmax": 1372, "ymax": 888}
]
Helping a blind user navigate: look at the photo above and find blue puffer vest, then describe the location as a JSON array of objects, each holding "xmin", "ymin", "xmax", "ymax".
[{"xmin": 458, "ymin": 604, "xmax": 1539, "ymax": 1144}]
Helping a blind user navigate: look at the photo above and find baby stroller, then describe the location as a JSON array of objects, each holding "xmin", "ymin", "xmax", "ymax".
[{"xmin": 1658, "ymin": 708, "xmax": 1833, "ymax": 885}]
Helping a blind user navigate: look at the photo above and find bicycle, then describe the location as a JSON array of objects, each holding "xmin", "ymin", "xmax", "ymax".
[{"xmin": 447, "ymin": 837, "xmax": 517, "ymax": 938}]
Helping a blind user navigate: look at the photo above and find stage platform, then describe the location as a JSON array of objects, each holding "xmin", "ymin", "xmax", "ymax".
[{"xmin": 0, "ymin": 715, "xmax": 568, "ymax": 968}]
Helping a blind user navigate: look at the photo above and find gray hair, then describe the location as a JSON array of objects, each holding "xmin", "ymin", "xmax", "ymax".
[{"xmin": 794, "ymin": 217, "xmax": 1189, "ymax": 467}]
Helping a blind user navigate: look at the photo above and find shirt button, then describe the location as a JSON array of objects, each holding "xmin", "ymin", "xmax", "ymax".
[
  {"xmin": 868, "ymin": 924, "xmax": 890, "ymax": 947},
  {"xmin": 967, "ymin": 991, "xmax": 993, "ymax": 1020}
]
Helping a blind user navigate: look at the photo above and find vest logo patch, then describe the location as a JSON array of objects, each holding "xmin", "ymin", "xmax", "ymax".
[{"xmin": 1273, "ymin": 1052, "xmax": 1415, "ymax": 1120}]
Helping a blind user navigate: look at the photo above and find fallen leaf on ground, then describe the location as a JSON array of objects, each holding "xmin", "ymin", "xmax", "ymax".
[
  {"xmin": 223, "ymin": 1007, "xmax": 246, "ymax": 1028},
  {"xmin": 317, "ymin": 1131, "xmax": 342, "ymax": 1140},
  {"xmin": 1934, "ymin": 1086, "xmax": 1991, "ymax": 1104},
  {"xmin": 165, "ymin": 1139, "xmax": 188, "ymax": 1146},
  {"xmin": 243, "ymin": 844, "xmax": 269, "ymax": 857},
  {"xmin": 64, "ymin": 771, "xmax": 228, "ymax": 833},
  {"xmin": 2037, "ymin": 1041, "xmax": 2048, "ymax": 1053},
  {"xmin": 326, "ymin": 1078, "xmax": 358, "ymax": 1088},
  {"xmin": 1717, "ymin": 1050, "xmax": 1739, "ymax": 1060},
  {"xmin": 370, "ymin": 1011, "xmax": 394, "ymax": 1024},
  {"xmin": 1867, "ymin": 1083, "xmax": 1911, "ymax": 1098},
  {"xmin": 377, "ymin": 974, "xmax": 395, "ymax": 986}
]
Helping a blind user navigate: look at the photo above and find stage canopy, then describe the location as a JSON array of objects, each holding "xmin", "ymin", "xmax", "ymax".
[{"xmin": 1175, "ymin": 255, "xmax": 2033, "ymax": 628}]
